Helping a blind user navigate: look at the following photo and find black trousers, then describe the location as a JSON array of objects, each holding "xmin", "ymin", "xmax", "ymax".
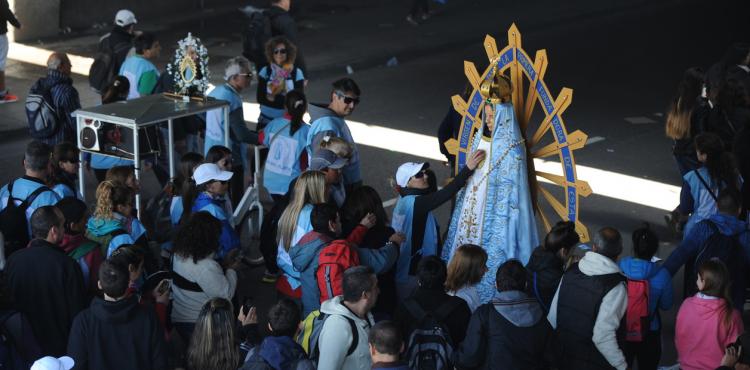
[
  {"xmin": 230, "ymin": 165, "xmax": 244, "ymax": 208},
  {"xmin": 623, "ymin": 329, "xmax": 661, "ymax": 370}
]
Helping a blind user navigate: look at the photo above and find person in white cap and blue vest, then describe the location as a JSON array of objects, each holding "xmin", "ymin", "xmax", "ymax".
[{"xmin": 391, "ymin": 149, "xmax": 485, "ymax": 300}]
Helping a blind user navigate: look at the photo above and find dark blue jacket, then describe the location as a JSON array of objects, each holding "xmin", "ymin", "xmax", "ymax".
[
  {"xmin": 663, "ymin": 213, "xmax": 750, "ymax": 309},
  {"xmin": 241, "ymin": 336, "xmax": 314, "ymax": 370}
]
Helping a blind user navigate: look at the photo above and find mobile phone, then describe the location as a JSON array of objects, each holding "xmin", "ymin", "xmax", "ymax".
[
  {"xmin": 242, "ymin": 297, "xmax": 254, "ymax": 316},
  {"xmin": 156, "ymin": 279, "xmax": 170, "ymax": 295}
]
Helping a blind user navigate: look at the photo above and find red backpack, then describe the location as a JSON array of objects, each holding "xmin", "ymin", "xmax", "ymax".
[
  {"xmin": 316, "ymin": 239, "xmax": 360, "ymax": 302},
  {"xmin": 624, "ymin": 278, "xmax": 650, "ymax": 342}
]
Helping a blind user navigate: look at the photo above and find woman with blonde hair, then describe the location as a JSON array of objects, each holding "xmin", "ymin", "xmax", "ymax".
[
  {"xmin": 85, "ymin": 181, "xmax": 137, "ymax": 256},
  {"xmin": 186, "ymin": 298, "xmax": 241, "ymax": 370},
  {"xmin": 275, "ymin": 170, "xmax": 327, "ymax": 299},
  {"xmin": 446, "ymin": 244, "xmax": 488, "ymax": 312},
  {"xmin": 256, "ymin": 36, "xmax": 305, "ymax": 129}
]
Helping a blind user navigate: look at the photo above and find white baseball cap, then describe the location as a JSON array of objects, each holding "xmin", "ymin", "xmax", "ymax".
[
  {"xmin": 396, "ymin": 162, "xmax": 428, "ymax": 187},
  {"xmin": 31, "ymin": 356, "xmax": 75, "ymax": 370},
  {"xmin": 114, "ymin": 9, "xmax": 137, "ymax": 27},
  {"xmin": 193, "ymin": 163, "xmax": 233, "ymax": 185}
]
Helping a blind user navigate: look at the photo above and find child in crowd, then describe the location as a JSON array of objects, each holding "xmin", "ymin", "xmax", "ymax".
[
  {"xmin": 186, "ymin": 298, "xmax": 241, "ymax": 370},
  {"xmin": 50, "ymin": 142, "xmax": 81, "ymax": 199},
  {"xmin": 240, "ymin": 298, "xmax": 314, "ymax": 370},
  {"xmin": 57, "ymin": 197, "xmax": 104, "ymax": 294},
  {"xmin": 445, "ymin": 244, "xmax": 488, "ymax": 313},
  {"xmin": 368, "ymin": 321, "xmax": 408, "ymax": 370},
  {"xmin": 85, "ymin": 181, "xmax": 137, "ymax": 256},
  {"xmin": 205, "ymin": 145, "xmax": 237, "ymax": 218},
  {"xmin": 180, "ymin": 163, "xmax": 239, "ymax": 260},
  {"xmin": 675, "ymin": 259, "xmax": 743, "ymax": 370},
  {"xmin": 104, "ymin": 165, "xmax": 148, "ymax": 242},
  {"xmin": 618, "ymin": 224, "xmax": 673, "ymax": 370},
  {"xmin": 319, "ymin": 136, "xmax": 351, "ymax": 206}
]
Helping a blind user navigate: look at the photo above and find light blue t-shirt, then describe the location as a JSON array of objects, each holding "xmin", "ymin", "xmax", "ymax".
[
  {"xmin": 0, "ymin": 177, "xmax": 61, "ymax": 237},
  {"xmin": 262, "ymin": 117, "xmax": 310, "ymax": 195}
]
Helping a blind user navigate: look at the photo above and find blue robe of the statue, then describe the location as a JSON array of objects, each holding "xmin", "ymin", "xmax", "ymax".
[{"xmin": 442, "ymin": 102, "xmax": 539, "ymax": 303}]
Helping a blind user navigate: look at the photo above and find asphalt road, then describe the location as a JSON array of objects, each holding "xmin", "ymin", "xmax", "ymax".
[{"xmin": 0, "ymin": 0, "xmax": 747, "ymax": 366}]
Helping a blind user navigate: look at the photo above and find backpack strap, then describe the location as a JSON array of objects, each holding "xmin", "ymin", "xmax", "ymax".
[
  {"xmin": 68, "ymin": 240, "xmax": 99, "ymax": 260},
  {"xmin": 343, "ymin": 316, "xmax": 359, "ymax": 357},
  {"xmin": 532, "ymin": 271, "xmax": 549, "ymax": 313},
  {"xmin": 20, "ymin": 184, "xmax": 53, "ymax": 209},
  {"xmin": 694, "ymin": 170, "xmax": 718, "ymax": 202},
  {"xmin": 169, "ymin": 270, "xmax": 203, "ymax": 292},
  {"xmin": 403, "ymin": 298, "xmax": 427, "ymax": 322}
]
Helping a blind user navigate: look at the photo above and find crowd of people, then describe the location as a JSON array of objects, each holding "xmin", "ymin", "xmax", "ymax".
[{"xmin": 0, "ymin": 2, "xmax": 748, "ymax": 369}]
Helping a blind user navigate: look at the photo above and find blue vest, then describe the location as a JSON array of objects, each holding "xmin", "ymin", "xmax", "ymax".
[
  {"xmin": 192, "ymin": 192, "xmax": 240, "ymax": 259},
  {"xmin": 683, "ymin": 167, "xmax": 723, "ymax": 235},
  {"xmin": 277, "ymin": 204, "xmax": 313, "ymax": 289},
  {"xmin": 262, "ymin": 118, "xmax": 310, "ymax": 195},
  {"xmin": 392, "ymin": 195, "xmax": 438, "ymax": 282},
  {"xmin": 119, "ymin": 55, "xmax": 159, "ymax": 99},
  {"xmin": 307, "ymin": 116, "xmax": 361, "ymax": 185},
  {"xmin": 205, "ymin": 84, "xmax": 244, "ymax": 163}
]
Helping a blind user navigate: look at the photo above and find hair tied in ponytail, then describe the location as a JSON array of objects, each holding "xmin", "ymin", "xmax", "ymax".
[
  {"xmin": 114, "ymin": 80, "xmax": 121, "ymax": 87},
  {"xmin": 293, "ymin": 100, "xmax": 304, "ymax": 108},
  {"xmin": 323, "ymin": 135, "xmax": 331, "ymax": 143}
]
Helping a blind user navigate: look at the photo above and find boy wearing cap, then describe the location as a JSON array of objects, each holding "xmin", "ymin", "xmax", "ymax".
[
  {"xmin": 102, "ymin": 9, "xmax": 138, "ymax": 75},
  {"xmin": 119, "ymin": 31, "xmax": 160, "ymax": 99},
  {"xmin": 185, "ymin": 163, "xmax": 239, "ymax": 259},
  {"xmin": 57, "ymin": 197, "xmax": 104, "ymax": 295},
  {"xmin": 205, "ymin": 56, "xmax": 257, "ymax": 206},
  {"xmin": 391, "ymin": 150, "xmax": 485, "ymax": 300}
]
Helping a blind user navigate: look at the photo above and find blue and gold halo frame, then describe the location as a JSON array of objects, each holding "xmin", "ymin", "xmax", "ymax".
[{"xmin": 443, "ymin": 24, "xmax": 593, "ymax": 241}]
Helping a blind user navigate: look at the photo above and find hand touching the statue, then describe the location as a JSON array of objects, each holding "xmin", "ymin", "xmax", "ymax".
[{"xmin": 466, "ymin": 150, "xmax": 487, "ymax": 170}]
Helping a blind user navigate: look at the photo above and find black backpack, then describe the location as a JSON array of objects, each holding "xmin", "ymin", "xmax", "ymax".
[
  {"xmin": 403, "ymin": 298, "xmax": 461, "ymax": 370},
  {"xmin": 241, "ymin": 9, "xmax": 273, "ymax": 67},
  {"xmin": 25, "ymin": 85, "xmax": 59, "ymax": 139},
  {"xmin": 0, "ymin": 181, "xmax": 52, "ymax": 257},
  {"xmin": 691, "ymin": 220, "xmax": 747, "ymax": 296},
  {"xmin": 88, "ymin": 34, "xmax": 131, "ymax": 94}
]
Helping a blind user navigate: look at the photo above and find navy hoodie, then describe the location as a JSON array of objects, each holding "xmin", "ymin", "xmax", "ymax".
[
  {"xmin": 67, "ymin": 296, "xmax": 166, "ymax": 370},
  {"xmin": 241, "ymin": 335, "xmax": 314, "ymax": 370}
]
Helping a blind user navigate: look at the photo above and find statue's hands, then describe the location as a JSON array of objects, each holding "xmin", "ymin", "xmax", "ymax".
[{"xmin": 466, "ymin": 150, "xmax": 487, "ymax": 170}]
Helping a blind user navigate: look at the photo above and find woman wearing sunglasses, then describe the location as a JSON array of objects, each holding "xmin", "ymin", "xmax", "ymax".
[
  {"xmin": 51, "ymin": 142, "xmax": 82, "ymax": 199},
  {"xmin": 391, "ymin": 150, "xmax": 486, "ymax": 300},
  {"xmin": 256, "ymin": 36, "xmax": 305, "ymax": 130},
  {"xmin": 180, "ymin": 163, "xmax": 239, "ymax": 260}
]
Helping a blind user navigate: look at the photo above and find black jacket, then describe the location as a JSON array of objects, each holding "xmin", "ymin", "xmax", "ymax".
[
  {"xmin": 102, "ymin": 26, "xmax": 134, "ymax": 76},
  {"xmin": 266, "ymin": 6, "xmax": 307, "ymax": 74},
  {"xmin": 394, "ymin": 286, "xmax": 471, "ymax": 345},
  {"xmin": 453, "ymin": 291, "xmax": 554, "ymax": 370},
  {"xmin": 525, "ymin": 246, "xmax": 564, "ymax": 311},
  {"xmin": 67, "ymin": 296, "xmax": 167, "ymax": 370},
  {"xmin": 5, "ymin": 238, "xmax": 86, "ymax": 356},
  {"xmin": 0, "ymin": 0, "xmax": 19, "ymax": 35}
]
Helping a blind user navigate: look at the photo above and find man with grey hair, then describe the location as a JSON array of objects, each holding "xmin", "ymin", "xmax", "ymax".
[
  {"xmin": 547, "ymin": 227, "xmax": 629, "ymax": 370},
  {"xmin": 0, "ymin": 140, "xmax": 60, "ymax": 255},
  {"xmin": 204, "ymin": 56, "xmax": 256, "ymax": 206},
  {"xmin": 27, "ymin": 52, "xmax": 80, "ymax": 145}
]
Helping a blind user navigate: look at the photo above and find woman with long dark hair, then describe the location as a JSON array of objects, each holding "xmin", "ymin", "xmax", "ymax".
[
  {"xmin": 679, "ymin": 132, "xmax": 740, "ymax": 236},
  {"xmin": 50, "ymin": 142, "xmax": 81, "ymax": 199},
  {"xmin": 524, "ymin": 220, "xmax": 580, "ymax": 311},
  {"xmin": 259, "ymin": 90, "xmax": 310, "ymax": 203}
]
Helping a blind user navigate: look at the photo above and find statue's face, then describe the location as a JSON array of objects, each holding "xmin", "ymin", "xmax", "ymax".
[{"xmin": 484, "ymin": 104, "xmax": 495, "ymax": 133}]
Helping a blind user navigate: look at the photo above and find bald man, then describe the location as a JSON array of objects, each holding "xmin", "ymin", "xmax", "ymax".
[{"xmin": 28, "ymin": 52, "xmax": 80, "ymax": 145}]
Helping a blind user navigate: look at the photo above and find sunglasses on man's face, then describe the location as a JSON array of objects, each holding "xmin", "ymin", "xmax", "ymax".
[
  {"xmin": 335, "ymin": 91, "xmax": 360, "ymax": 105},
  {"xmin": 64, "ymin": 159, "xmax": 80, "ymax": 164},
  {"xmin": 273, "ymin": 48, "xmax": 287, "ymax": 55},
  {"xmin": 413, "ymin": 171, "xmax": 426, "ymax": 179}
]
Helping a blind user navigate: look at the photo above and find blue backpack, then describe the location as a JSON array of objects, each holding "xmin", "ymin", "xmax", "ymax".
[{"xmin": 25, "ymin": 84, "xmax": 60, "ymax": 139}]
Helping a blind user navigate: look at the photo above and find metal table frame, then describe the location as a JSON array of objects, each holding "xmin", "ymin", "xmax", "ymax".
[{"xmin": 74, "ymin": 95, "xmax": 230, "ymax": 217}]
